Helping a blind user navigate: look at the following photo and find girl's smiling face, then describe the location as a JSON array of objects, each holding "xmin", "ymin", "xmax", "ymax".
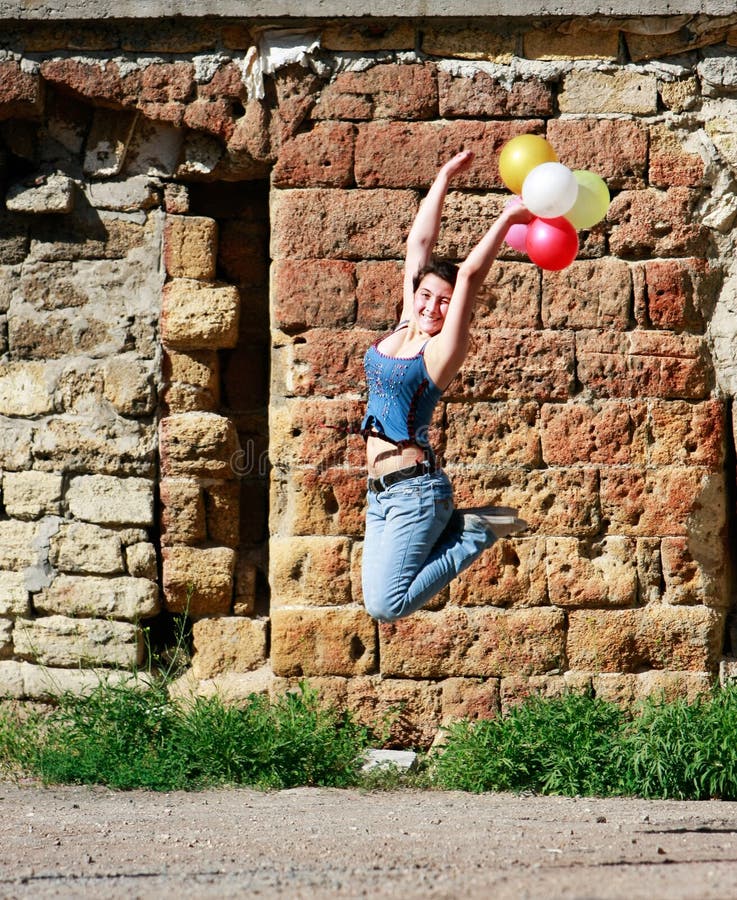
[{"xmin": 413, "ymin": 273, "xmax": 453, "ymax": 336}]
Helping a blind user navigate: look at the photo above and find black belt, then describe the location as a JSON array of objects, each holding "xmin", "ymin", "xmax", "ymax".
[{"xmin": 367, "ymin": 461, "xmax": 435, "ymax": 494}]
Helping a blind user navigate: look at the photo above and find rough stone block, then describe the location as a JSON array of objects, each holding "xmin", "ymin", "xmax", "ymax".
[
  {"xmin": 440, "ymin": 677, "xmax": 501, "ymax": 723},
  {"xmin": 0, "ymin": 417, "xmax": 32, "ymax": 469},
  {"xmin": 379, "ymin": 607, "xmax": 566, "ymax": 678},
  {"xmin": 346, "ymin": 676, "xmax": 442, "ymax": 748},
  {"xmin": 0, "ymin": 60, "xmax": 43, "ymax": 120},
  {"xmin": 313, "ymin": 63, "xmax": 437, "ymax": 121},
  {"xmin": 0, "ymin": 361, "xmax": 55, "ymax": 416},
  {"xmin": 321, "ymin": 22, "xmax": 415, "ymax": 51},
  {"xmin": 271, "ymin": 188, "xmax": 417, "ymax": 261},
  {"xmin": 102, "ymin": 356, "xmax": 155, "ymax": 417},
  {"xmin": 83, "ymin": 107, "xmax": 139, "ymax": 178},
  {"xmin": 450, "ymin": 536, "xmax": 548, "ymax": 608},
  {"xmin": 66, "ymin": 474, "xmax": 154, "ymax": 526},
  {"xmin": 6, "ymin": 174, "xmax": 75, "ymax": 214},
  {"xmin": 355, "ymin": 260, "xmax": 405, "ymax": 330},
  {"xmin": 450, "ymin": 329, "xmax": 575, "ymax": 403},
  {"xmin": 279, "ymin": 328, "xmax": 374, "ymax": 399},
  {"xmin": 661, "ymin": 536, "xmax": 727, "ymax": 608},
  {"xmin": 546, "ymin": 119, "xmax": 647, "ymax": 189},
  {"xmin": 162, "ymin": 544, "xmax": 236, "ymax": 617},
  {"xmin": 0, "ymin": 619, "xmax": 12, "ymax": 659},
  {"xmin": 125, "ymin": 542, "xmax": 158, "ymax": 580},
  {"xmin": 273, "ymin": 121, "xmax": 355, "ymax": 188},
  {"xmin": 576, "ymin": 330, "xmax": 710, "ymax": 400},
  {"xmin": 0, "ymin": 520, "xmax": 39, "ymax": 569},
  {"xmin": 163, "ymin": 215, "xmax": 218, "ymax": 281},
  {"xmin": 636, "ymin": 258, "xmax": 715, "ymax": 331},
  {"xmin": 355, "ymin": 120, "xmax": 541, "ymax": 189},
  {"xmin": 567, "ymin": 606, "xmax": 724, "ymax": 672},
  {"xmin": 474, "ymin": 262, "xmax": 541, "ymax": 329},
  {"xmin": 500, "ymin": 673, "xmax": 593, "ymax": 713},
  {"xmin": 270, "ymin": 536, "xmax": 353, "ymax": 607},
  {"xmin": 2, "ymin": 471, "xmax": 63, "ymax": 519},
  {"xmin": 159, "ymin": 412, "xmax": 239, "ymax": 479},
  {"xmin": 162, "ymin": 349, "xmax": 220, "ymax": 413},
  {"xmin": 648, "ymin": 399, "xmax": 725, "ymax": 470},
  {"xmin": 233, "ymin": 559, "xmax": 258, "ymax": 616},
  {"xmin": 559, "ymin": 70, "xmax": 658, "ymax": 115},
  {"xmin": 191, "ymin": 616, "xmax": 268, "ymax": 679},
  {"xmin": 13, "ymin": 615, "xmax": 143, "ymax": 669},
  {"xmin": 204, "ymin": 480, "xmax": 240, "ymax": 547},
  {"xmin": 159, "ymin": 477, "xmax": 206, "ymax": 545},
  {"xmin": 49, "ymin": 522, "xmax": 125, "ymax": 575},
  {"xmin": 161, "ymin": 278, "xmax": 240, "ymax": 350},
  {"xmin": 523, "ymin": 22, "xmax": 619, "ymax": 60},
  {"xmin": 273, "ymin": 468, "xmax": 365, "ymax": 539},
  {"xmin": 269, "ymin": 397, "xmax": 365, "ymax": 471},
  {"xmin": 422, "ymin": 25, "xmax": 516, "ymax": 62},
  {"xmin": 270, "ymin": 607, "xmax": 376, "ymax": 677},
  {"xmin": 649, "ymin": 123, "xmax": 705, "ymax": 188},
  {"xmin": 218, "ymin": 218, "xmax": 270, "ymax": 289},
  {"xmin": 546, "ymin": 536, "xmax": 638, "ymax": 608},
  {"xmin": 593, "ymin": 670, "xmax": 714, "ymax": 705},
  {"xmin": 542, "ymin": 259, "xmax": 631, "ymax": 329},
  {"xmin": 271, "ymin": 259, "xmax": 356, "ymax": 332},
  {"xmin": 444, "ymin": 400, "xmax": 541, "ymax": 468},
  {"xmin": 540, "ymin": 400, "xmax": 648, "ymax": 466},
  {"xmin": 35, "ymin": 574, "xmax": 159, "ymax": 621},
  {"xmin": 438, "ymin": 70, "xmax": 553, "ymax": 118},
  {"xmin": 0, "ymin": 571, "xmax": 31, "ymax": 617},
  {"xmin": 608, "ymin": 188, "xmax": 708, "ymax": 259}
]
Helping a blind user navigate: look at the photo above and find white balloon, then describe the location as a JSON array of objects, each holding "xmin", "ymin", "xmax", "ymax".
[{"xmin": 521, "ymin": 162, "xmax": 579, "ymax": 219}]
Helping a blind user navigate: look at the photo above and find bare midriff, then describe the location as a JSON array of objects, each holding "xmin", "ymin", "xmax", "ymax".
[{"xmin": 366, "ymin": 435, "xmax": 428, "ymax": 477}]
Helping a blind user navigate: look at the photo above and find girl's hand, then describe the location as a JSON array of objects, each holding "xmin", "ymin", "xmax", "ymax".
[
  {"xmin": 441, "ymin": 150, "xmax": 475, "ymax": 180},
  {"xmin": 501, "ymin": 200, "xmax": 534, "ymax": 227}
]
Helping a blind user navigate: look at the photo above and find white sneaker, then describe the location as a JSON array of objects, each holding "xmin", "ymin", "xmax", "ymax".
[{"xmin": 460, "ymin": 506, "xmax": 528, "ymax": 538}]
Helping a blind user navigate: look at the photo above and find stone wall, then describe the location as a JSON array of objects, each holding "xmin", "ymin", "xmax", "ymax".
[{"xmin": 0, "ymin": 14, "xmax": 736, "ymax": 744}]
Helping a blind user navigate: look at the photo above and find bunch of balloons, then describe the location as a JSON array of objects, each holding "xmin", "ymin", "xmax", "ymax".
[{"xmin": 498, "ymin": 134, "xmax": 611, "ymax": 271}]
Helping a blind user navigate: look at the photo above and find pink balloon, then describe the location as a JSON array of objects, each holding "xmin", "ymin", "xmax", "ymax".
[
  {"xmin": 525, "ymin": 216, "xmax": 579, "ymax": 271},
  {"xmin": 503, "ymin": 196, "xmax": 528, "ymax": 254}
]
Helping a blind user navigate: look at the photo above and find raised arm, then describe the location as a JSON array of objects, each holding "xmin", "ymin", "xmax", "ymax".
[
  {"xmin": 400, "ymin": 151, "xmax": 475, "ymax": 323},
  {"xmin": 425, "ymin": 201, "xmax": 533, "ymax": 388}
]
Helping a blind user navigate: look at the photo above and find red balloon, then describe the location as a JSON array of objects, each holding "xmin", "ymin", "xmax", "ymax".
[{"xmin": 525, "ymin": 216, "xmax": 579, "ymax": 271}]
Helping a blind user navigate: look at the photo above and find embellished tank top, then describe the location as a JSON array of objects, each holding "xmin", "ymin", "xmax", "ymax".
[{"xmin": 360, "ymin": 326, "xmax": 443, "ymax": 449}]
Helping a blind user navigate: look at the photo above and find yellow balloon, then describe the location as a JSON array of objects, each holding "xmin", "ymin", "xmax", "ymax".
[
  {"xmin": 564, "ymin": 170, "xmax": 610, "ymax": 230},
  {"xmin": 498, "ymin": 134, "xmax": 558, "ymax": 195}
]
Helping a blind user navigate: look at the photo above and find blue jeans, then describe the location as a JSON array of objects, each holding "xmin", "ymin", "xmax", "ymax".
[{"xmin": 361, "ymin": 470, "xmax": 496, "ymax": 622}]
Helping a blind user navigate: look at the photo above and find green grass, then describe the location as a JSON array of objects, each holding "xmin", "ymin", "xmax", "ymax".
[{"xmin": 5, "ymin": 679, "xmax": 737, "ymax": 798}]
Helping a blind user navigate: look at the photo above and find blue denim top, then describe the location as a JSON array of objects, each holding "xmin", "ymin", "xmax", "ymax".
[{"xmin": 361, "ymin": 326, "xmax": 443, "ymax": 448}]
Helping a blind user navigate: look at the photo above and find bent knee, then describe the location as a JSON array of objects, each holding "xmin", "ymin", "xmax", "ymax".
[{"xmin": 363, "ymin": 592, "xmax": 403, "ymax": 623}]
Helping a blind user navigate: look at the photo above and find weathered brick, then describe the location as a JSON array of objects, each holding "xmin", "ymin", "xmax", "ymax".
[
  {"xmin": 321, "ymin": 22, "xmax": 415, "ymax": 51},
  {"xmin": 30, "ymin": 207, "xmax": 151, "ymax": 262},
  {"xmin": 269, "ymin": 397, "xmax": 364, "ymax": 470},
  {"xmin": 450, "ymin": 468, "xmax": 601, "ymax": 539},
  {"xmin": 191, "ymin": 617, "xmax": 268, "ymax": 679},
  {"xmin": 2, "ymin": 471, "xmax": 62, "ymax": 519},
  {"xmin": 163, "ymin": 215, "xmax": 218, "ymax": 281},
  {"xmin": 162, "ymin": 544, "xmax": 236, "ymax": 617},
  {"xmin": 599, "ymin": 467, "xmax": 726, "ymax": 538},
  {"xmin": 35, "ymin": 574, "xmax": 159, "ymax": 621},
  {"xmin": 159, "ymin": 412, "xmax": 239, "ymax": 479},
  {"xmin": 275, "ymin": 328, "xmax": 373, "ymax": 399},
  {"xmin": 540, "ymin": 400, "xmax": 648, "ymax": 466},
  {"xmin": 270, "ymin": 536, "xmax": 353, "ymax": 607},
  {"xmin": 66, "ymin": 474, "xmax": 154, "ymax": 526},
  {"xmin": 450, "ymin": 329, "xmax": 575, "ymax": 402},
  {"xmin": 273, "ymin": 121, "xmax": 355, "ymax": 188},
  {"xmin": 649, "ymin": 123, "xmax": 705, "ymax": 188},
  {"xmin": 204, "ymin": 480, "xmax": 240, "ymax": 547},
  {"xmin": 140, "ymin": 61, "xmax": 195, "ymax": 104},
  {"xmin": 608, "ymin": 188, "xmax": 709, "ymax": 259},
  {"xmin": 313, "ymin": 63, "xmax": 438, "ymax": 121},
  {"xmin": 0, "ymin": 520, "xmax": 39, "ymax": 569},
  {"xmin": 635, "ymin": 258, "xmax": 715, "ymax": 331},
  {"xmin": 272, "ymin": 259, "xmax": 356, "ymax": 332},
  {"xmin": 380, "ymin": 607, "xmax": 566, "ymax": 678},
  {"xmin": 546, "ymin": 118, "xmax": 647, "ymax": 190},
  {"xmin": 444, "ymin": 400, "xmax": 541, "ymax": 468},
  {"xmin": 440, "ymin": 677, "xmax": 501, "ymax": 723},
  {"xmin": 541, "ymin": 259, "xmax": 631, "ymax": 330},
  {"xmin": 450, "ymin": 536, "xmax": 548, "ymax": 608},
  {"xmin": 648, "ymin": 399, "xmax": 725, "ymax": 470},
  {"xmin": 355, "ymin": 120, "xmax": 543, "ymax": 189},
  {"xmin": 346, "ymin": 676, "xmax": 442, "ymax": 748},
  {"xmin": 271, "ymin": 607, "xmax": 376, "ymax": 677},
  {"xmin": 161, "ymin": 279, "xmax": 240, "ymax": 350},
  {"xmin": 661, "ymin": 536, "xmax": 728, "ymax": 608},
  {"xmin": 626, "ymin": 24, "xmax": 726, "ymax": 63},
  {"xmin": 183, "ymin": 97, "xmax": 237, "ymax": 142},
  {"xmin": 473, "ymin": 262, "xmax": 541, "ymax": 329},
  {"xmin": 567, "ymin": 606, "xmax": 724, "ymax": 672},
  {"xmin": 593, "ymin": 670, "xmax": 714, "ymax": 705},
  {"xmin": 102, "ymin": 356, "xmax": 156, "ymax": 417},
  {"xmin": 162, "ymin": 349, "xmax": 219, "ymax": 413},
  {"xmin": 0, "ymin": 361, "xmax": 55, "ymax": 416},
  {"xmin": 272, "ymin": 468, "xmax": 365, "ymax": 539},
  {"xmin": 270, "ymin": 188, "xmax": 417, "ymax": 261},
  {"xmin": 576, "ymin": 330, "xmax": 710, "ymax": 400},
  {"xmin": 355, "ymin": 260, "xmax": 404, "ymax": 330},
  {"xmin": 659, "ymin": 77, "xmax": 700, "ymax": 113},
  {"xmin": 438, "ymin": 70, "xmax": 553, "ymax": 118},
  {"xmin": 0, "ymin": 60, "xmax": 43, "ymax": 120},
  {"xmin": 159, "ymin": 477, "xmax": 206, "ymax": 545},
  {"xmin": 546, "ymin": 536, "xmax": 638, "ymax": 608},
  {"xmin": 125, "ymin": 542, "xmax": 158, "ymax": 580},
  {"xmin": 558, "ymin": 70, "xmax": 658, "ymax": 115},
  {"xmin": 0, "ymin": 571, "xmax": 31, "ymax": 617},
  {"xmin": 13, "ymin": 615, "xmax": 143, "ymax": 669}
]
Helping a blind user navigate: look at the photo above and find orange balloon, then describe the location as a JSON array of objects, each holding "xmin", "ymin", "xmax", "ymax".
[{"xmin": 498, "ymin": 135, "xmax": 558, "ymax": 195}]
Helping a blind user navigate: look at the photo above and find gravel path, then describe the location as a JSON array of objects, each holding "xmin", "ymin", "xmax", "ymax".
[{"xmin": 3, "ymin": 783, "xmax": 737, "ymax": 898}]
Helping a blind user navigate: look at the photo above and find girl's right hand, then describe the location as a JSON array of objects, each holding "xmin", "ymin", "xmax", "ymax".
[{"xmin": 441, "ymin": 150, "xmax": 475, "ymax": 179}]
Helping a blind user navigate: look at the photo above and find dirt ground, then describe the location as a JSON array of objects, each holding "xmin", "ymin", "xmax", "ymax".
[{"xmin": 3, "ymin": 782, "xmax": 737, "ymax": 899}]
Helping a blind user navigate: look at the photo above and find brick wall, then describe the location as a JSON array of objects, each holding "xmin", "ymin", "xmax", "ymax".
[{"xmin": 0, "ymin": 14, "xmax": 735, "ymax": 744}]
